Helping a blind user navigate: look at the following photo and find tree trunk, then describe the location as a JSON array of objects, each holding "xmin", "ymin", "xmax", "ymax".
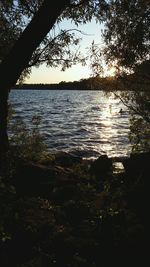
[
  {"xmin": 0, "ymin": 0, "xmax": 69, "ymax": 161},
  {"xmin": 0, "ymin": 88, "xmax": 9, "ymax": 172}
]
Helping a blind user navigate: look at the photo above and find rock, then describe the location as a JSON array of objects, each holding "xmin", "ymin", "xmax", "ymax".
[
  {"xmin": 89, "ymin": 155, "xmax": 112, "ymax": 177},
  {"xmin": 54, "ymin": 151, "xmax": 82, "ymax": 167},
  {"xmin": 51, "ymin": 165, "xmax": 79, "ymax": 189},
  {"xmin": 14, "ymin": 162, "xmax": 58, "ymax": 196},
  {"xmin": 122, "ymin": 151, "xmax": 150, "ymax": 178}
]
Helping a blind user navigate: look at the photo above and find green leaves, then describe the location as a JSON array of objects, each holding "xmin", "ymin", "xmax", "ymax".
[
  {"xmin": 8, "ymin": 109, "xmax": 48, "ymax": 162},
  {"xmin": 102, "ymin": 0, "xmax": 150, "ymax": 71}
]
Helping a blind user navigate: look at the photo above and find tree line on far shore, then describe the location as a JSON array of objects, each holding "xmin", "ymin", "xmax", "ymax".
[{"xmin": 13, "ymin": 69, "xmax": 150, "ymax": 91}]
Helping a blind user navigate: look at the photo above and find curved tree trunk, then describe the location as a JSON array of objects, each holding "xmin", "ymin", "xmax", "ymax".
[
  {"xmin": 0, "ymin": 0, "xmax": 69, "ymax": 162},
  {"xmin": 0, "ymin": 89, "xmax": 9, "ymax": 152}
]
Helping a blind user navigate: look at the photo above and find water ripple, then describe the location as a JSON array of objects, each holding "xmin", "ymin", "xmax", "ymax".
[{"xmin": 9, "ymin": 89, "xmax": 132, "ymax": 159}]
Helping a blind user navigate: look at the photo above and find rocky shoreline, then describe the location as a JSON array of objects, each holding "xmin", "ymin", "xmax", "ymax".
[{"xmin": 0, "ymin": 151, "xmax": 148, "ymax": 267}]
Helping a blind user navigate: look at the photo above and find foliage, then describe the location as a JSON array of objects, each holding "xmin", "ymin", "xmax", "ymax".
[
  {"xmin": 94, "ymin": 0, "xmax": 150, "ymax": 152},
  {"xmin": 0, "ymin": 0, "xmax": 44, "ymax": 61},
  {"xmin": 1, "ymin": 1, "xmax": 150, "ymax": 82},
  {"xmin": 129, "ymin": 115, "xmax": 150, "ymax": 152},
  {"xmin": 127, "ymin": 92, "xmax": 150, "ymax": 152},
  {"xmin": 0, "ymin": 149, "xmax": 147, "ymax": 266},
  {"xmin": 0, "ymin": 0, "xmax": 24, "ymax": 61},
  {"xmin": 102, "ymin": 0, "xmax": 150, "ymax": 72},
  {"xmin": 8, "ymin": 108, "xmax": 52, "ymax": 163},
  {"xmin": 0, "ymin": 0, "xmax": 109, "ymax": 82},
  {"xmin": 113, "ymin": 89, "xmax": 150, "ymax": 152}
]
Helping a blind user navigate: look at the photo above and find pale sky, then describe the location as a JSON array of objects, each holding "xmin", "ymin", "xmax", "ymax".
[{"xmin": 25, "ymin": 20, "xmax": 105, "ymax": 84}]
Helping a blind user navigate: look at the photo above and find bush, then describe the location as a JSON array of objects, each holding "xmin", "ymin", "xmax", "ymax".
[{"xmin": 8, "ymin": 110, "xmax": 51, "ymax": 163}]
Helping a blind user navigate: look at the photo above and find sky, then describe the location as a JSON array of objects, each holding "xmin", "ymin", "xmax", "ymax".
[{"xmin": 25, "ymin": 20, "xmax": 106, "ymax": 84}]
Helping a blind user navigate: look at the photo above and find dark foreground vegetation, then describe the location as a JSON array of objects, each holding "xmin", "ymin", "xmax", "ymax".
[{"xmin": 0, "ymin": 144, "xmax": 148, "ymax": 267}]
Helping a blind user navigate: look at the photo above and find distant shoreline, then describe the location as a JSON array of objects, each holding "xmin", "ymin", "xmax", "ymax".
[
  {"xmin": 13, "ymin": 81, "xmax": 112, "ymax": 91},
  {"xmin": 13, "ymin": 75, "xmax": 149, "ymax": 91},
  {"xmin": 12, "ymin": 86, "xmax": 106, "ymax": 91}
]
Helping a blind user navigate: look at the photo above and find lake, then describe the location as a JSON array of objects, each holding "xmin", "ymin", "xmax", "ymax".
[{"xmin": 9, "ymin": 89, "xmax": 132, "ymax": 159}]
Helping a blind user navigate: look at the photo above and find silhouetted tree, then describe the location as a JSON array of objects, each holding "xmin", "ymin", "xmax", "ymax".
[
  {"xmin": 102, "ymin": 0, "xmax": 150, "ymax": 71},
  {"xmin": 0, "ymin": 0, "xmax": 108, "ymax": 159},
  {"xmin": 0, "ymin": 0, "xmax": 67, "ymax": 156},
  {"xmin": 101, "ymin": 0, "xmax": 150, "ymax": 151}
]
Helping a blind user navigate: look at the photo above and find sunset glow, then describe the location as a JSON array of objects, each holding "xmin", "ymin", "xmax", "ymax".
[
  {"xmin": 104, "ymin": 66, "xmax": 116, "ymax": 77},
  {"xmin": 25, "ymin": 20, "xmax": 105, "ymax": 84}
]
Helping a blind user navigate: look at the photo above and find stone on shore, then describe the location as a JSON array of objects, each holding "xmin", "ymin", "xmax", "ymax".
[
  {"xmin": 54, "ymin": 151, "xmax": 82, "ymax": 167},
  {"xmin": 89, "ymin": 155, "xmax": 112, "ymax": 177}
]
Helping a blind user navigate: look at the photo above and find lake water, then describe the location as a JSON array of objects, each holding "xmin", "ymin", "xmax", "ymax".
[{"xmin": 9, "ymin": 89, "xmax": 132, "ymax": 159}]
